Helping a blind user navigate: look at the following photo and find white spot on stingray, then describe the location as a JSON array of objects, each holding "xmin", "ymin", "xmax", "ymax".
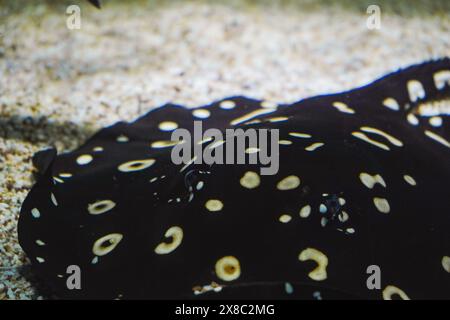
[
  {"xmin": 278, "ymin": 140, "xmax": 292, "ymax": 145},
  {"xmin": 339, "ymin": 211, "xmax": 349, "ymax": 222},
  {"xmin": 243, "ymin": 119, "xmax": 262, "ymax": 125},
  {"xmin": 433, "ymin": 70, "xmax": 450, "ymax": 90},
  {"xmin": 319, "ymin": 204, "xmax": 327, "ymax": 214},
  {"xmin": 360, "ymin": 127, "xmax": 403, "ymax": 147},
  {"xmin": 268, "ymin": 116, "xmax": 288, "ymax": 123},
  {"xmin": 429, "ymin": 116, "xmax": 443, "ymax": 127},
  {"xmin": 151, "ymin": 140, "xmax": 184, "ymax": 148},
  {"xmin": 332, "ymin": 101, "xmax": 355, "ymax": 114},
  {"xmin": 407, "ymin": 79, "xmax": 425, "ymax": 102},
  {"xmin": 240, "ymin": 171, "xmax": 260, "ymax": 189},
  {"xmin": 346, "ymin": 228, "xmax": 355, "ymax": 234},
  {"xmin": 220, "ymin": 100, "xmax": 236, "ymax": 110},
  {"xmin": 305, "ymin": 142, "xmax": 324, "ymax": 151},
  {"xmin": 91, "ymin": 256, "xmax": 99, "ymax": 265},
  {"xmin": 92, "ymin": 233, "xmax": 123, "ymax": 256},
  {"xmin": 285, "ymin": 282, "xmax": 294, "ymax": 294},
  {"xmin": 76, "ymin": 154, "xmax": 93, "ymax": 165},
  {"xmin": 382, "ymin": 97, "xmax": 400, "ymax": 111},
  {"xmin": 403, "ymin": 175, "xmax": 417, "ymax": 186},
  {"xmin": 289, "ymin": 132, "xmax": 311, "ymax": 139},
  {"xmin": 59, "ymin": 173, "xmax": 72, "ymax": 178},
  {"xmin": 53, "ymin": 177, "xmax": 64, "ymax": 184},
  {"xmin": 373, "ymin": 197, "xmax": 390, "ymax": 214},
  {"xmin": 31, "ymin": 208, "xmax": 41, "ymax": 218},
  {"xmin": 339, "ymin": 198, "xmax": 346, "ymax": 206},
  {"xmin": 154, "ymin": 226, "xmax": 184, "ymax": 255},
  {"xmin": 36, "ymin": 257, "xmax": 45, "ymax": 263},
  {"xmin": 407, "ymin": 113, "xmax": 419, "ymax": 126},
  {"xmin": 424, "ymin": 130, "xmax": 450, "ymax": 148},
  {"xmin": 298, "ymin": 248, "xmax": 328, "ymax": 281},
  {"xmin": 261, "ymin": 100, "xmax": 278, "ymax": 109},
  {"xmin": 442, "ymin": 256, "xmax": 450, "ymax": 273},
  {"xmin": 279, "ymin": 214, "xmax": 292, "ymax": 223},
  {"xmin": 215, "ymin": 256, "xmax": 241, "ymax": 282},
  {"xmin": 158, "ymin": 121, "xmax": 178, "ymax": 132},
  {"xmin": 116, "ymin": 135, "xmax": 129, "ymax": 143},
  {"xmin": 230, "ymin": 108, "xmax": 276, "ymax": 126},
  {"xmin": 299, "ymin": 205, "xmax": 311, "ymax": 218},
  {"xmin": 118, "ymin": 159, "xmax": 156, "ymax": 172},
  {"xmin": 245, "ymin": 147, "xmax": 260, "ymax": 154},
  {"xmin": 205, "ymin": 199, "xmax": 224, "ymax": 212},
  {"xmin": 35, "ymin": 240, "xmax": 46, "ymax": 246},
  {"xmin": 382, "ymin": 285, "xmax": 410, "ymax": 300},
  {"xmin": 359, "ymin": 173, "xmax": 386, "ymax": 189},
  {"xmin": 93, "ymin": 146, "xmax": 104, "ymax": 152},
  {"xmin": 352, "ymin": 132, "xmax": 390, "ymax": 151},
  {"xmin": 88, "ymin": 200, "xmax": 116, "ymax": 215},
  {"xmin": 192, "ymin": 109, "xmax": 211, "ymax": 119},
  {"xmin": 51, "ymin": 193, "xmax": 58, "ymax": 206},
  {"xmin": 277, "ymin": 175, "xmax": 300, "ymax": 191},
  {"xmin": 196, "ymin": 181, "xmax": 204, "ymax": 190}
]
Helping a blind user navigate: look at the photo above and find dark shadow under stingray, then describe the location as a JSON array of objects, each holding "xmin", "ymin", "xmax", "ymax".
[{"xmin": 18, "ymin": 58, "xmax": 450, "ymax": 300}]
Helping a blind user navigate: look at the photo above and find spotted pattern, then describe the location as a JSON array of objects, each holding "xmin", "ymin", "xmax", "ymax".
[
  {"xmin": 205, "ymin": 199, "xmax": 224, "ymax": 212},
  {"xmin": 373, "ymin": 197, "xmax": 391, "ymax": 214},
  {"xmin": 239, "ymin": 171, "xmax": 260, "ymax": 189},
  {"xmin": 278, "ymin": 214, "xmax": 292, "ymax": 223},
  {"xmin": 92, "ymin": 233, "xmax": 123, "ymax": 257},
  {"xmin": 88, "ymin": 200, "xmax": 116, "ymax": 215},
  {"xmin": 382, "ymin": 285, "xmax": 410, "ymax": 300},
  {"xmin": 215, "ymin": 256, "xmax": 241, "ymax": 282},
  {"xmin": 118, "ymin": 159, "xmax": 156, "ymax": 172},
  {"xmin": 298, "ymin": 248, "xmax": 328, "ymax": 281},
  {"xmin": 18, "ymin": 59, "xmax": 450, "ymax": 299},
  {"xmin": 276, "ymin": 175, "xmax": 301, "ymax": 190},
  {"xmin": 154, "ymin": 226, "xmax": 184, "ymax": 255},
  {"xmin": 76, "ymin": 154, "xmax": 93, "ymax": 165}
]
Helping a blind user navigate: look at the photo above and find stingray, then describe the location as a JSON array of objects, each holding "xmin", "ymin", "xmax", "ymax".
[{"xmin": 18, "ymin": 59, "xmax": 450, "ymax": 300}]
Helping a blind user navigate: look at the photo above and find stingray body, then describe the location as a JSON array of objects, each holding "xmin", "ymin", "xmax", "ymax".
[{"xmin": 18, "ymin": 59, "xmax": 450, "ymax": 299}]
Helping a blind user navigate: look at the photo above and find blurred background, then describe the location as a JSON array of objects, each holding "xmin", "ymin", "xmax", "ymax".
[{"xmin": 0, "ymin": 0, "xmax": 449, "ymax": 299}]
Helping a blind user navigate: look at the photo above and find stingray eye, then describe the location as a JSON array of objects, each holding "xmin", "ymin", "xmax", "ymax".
[
  {"xmin": 92, "ymin": 233, "xmax": 123, "ymax": 256},
  {"xmin": 382, "ymin": 285, "xmax": 410, "ymax": 300},
  {"xmin": 215, "ymin": 256, "xmax": 241, "ymax": 282},
  {"xmin": 154, "ymin": 226, "xmax": 183, "ymax": 255},
  {"xmin": 298, "ymin": 248, "xmax": 328, "ymax": 281},
  {"xmin": 184, "ymin": 170, "xmax": 200, "ymax": 189}
]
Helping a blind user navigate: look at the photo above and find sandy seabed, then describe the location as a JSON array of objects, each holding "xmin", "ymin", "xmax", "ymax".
[{"xmin": 0, "ymin": 0, "xmax": 449, "ymax": 299}]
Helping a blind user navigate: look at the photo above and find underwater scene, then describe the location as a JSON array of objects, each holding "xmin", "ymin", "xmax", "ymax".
[{"xmin": 0, "ymin": 0, "xmax": 449, "ymax": 305}]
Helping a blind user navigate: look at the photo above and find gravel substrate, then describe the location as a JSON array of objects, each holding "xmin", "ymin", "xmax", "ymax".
[{"xmin": 0, "ymin": 0, "xmax": 449, "ymax": 299}]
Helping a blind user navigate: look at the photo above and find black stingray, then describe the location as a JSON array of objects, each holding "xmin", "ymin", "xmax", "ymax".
[
  {"xmin": 88, "ymin": 0, "xmax": 101, "ymax": 9},
  {"xmin": 18, "ymin": 59, "xmax": 450, "ymax": 299}
]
